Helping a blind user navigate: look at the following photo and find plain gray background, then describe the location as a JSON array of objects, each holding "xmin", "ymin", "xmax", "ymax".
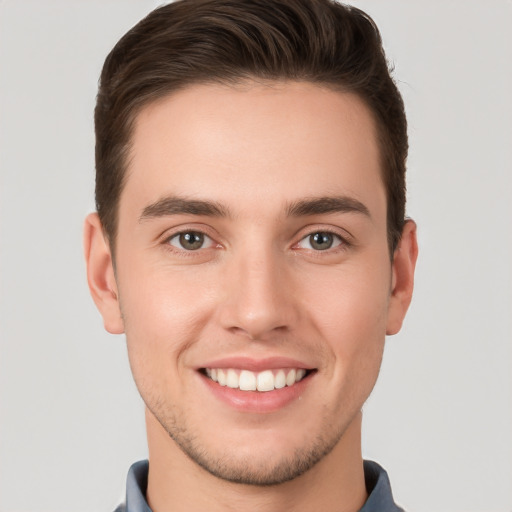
[{"xmin": 1, "ymin": 1, "xmax": 511, "ymax": 511}]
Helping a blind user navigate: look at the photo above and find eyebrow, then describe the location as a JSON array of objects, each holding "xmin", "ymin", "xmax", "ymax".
[
  {"xmin": 139, "ymin": 194, "xmax": 370, "ymax": 222},
  {"xmin": 139, "ymin": 196, "xmax": 230, "ymax": 221},
  {"xmin": 285, "ymin": 196, "xmax": 371, "ymax": 218}
]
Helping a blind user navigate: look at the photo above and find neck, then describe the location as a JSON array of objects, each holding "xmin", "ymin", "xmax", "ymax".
[{"xmin": 145, "ymin": 409, "xmax": 367, "ymax": 512}]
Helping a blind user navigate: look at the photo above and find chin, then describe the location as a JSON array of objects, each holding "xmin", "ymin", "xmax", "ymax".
[
  {"xmin": 151, "ymin": 403, "xmax": 351, "ymax": 487},
  {"xmin": 173, "ymin": 430, "xmax": 342, "ymax": 486}
]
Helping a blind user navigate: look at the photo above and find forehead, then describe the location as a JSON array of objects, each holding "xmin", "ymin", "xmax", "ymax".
[{"xmin": 121, "ymin": 81, "xmax": 385, "ymax": 223}]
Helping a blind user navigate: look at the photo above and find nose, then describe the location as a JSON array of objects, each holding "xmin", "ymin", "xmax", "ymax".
[{"xmin": 218, "ymin": 246, "xmax": 299, "ymax": 340}]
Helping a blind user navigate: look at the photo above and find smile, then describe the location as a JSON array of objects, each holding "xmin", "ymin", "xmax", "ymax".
[{"xmin": 204, "ymin": 368, "xmax": 308, "ymax": 392}]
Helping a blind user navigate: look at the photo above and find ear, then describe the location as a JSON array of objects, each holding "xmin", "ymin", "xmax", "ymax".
[
  {"xmin": 386, "ymin": 220, "xmax": 418, "ymax": 335},
  {"xmin": 83, "ymin": 213, "xmax": 124, "ymax": 334}
]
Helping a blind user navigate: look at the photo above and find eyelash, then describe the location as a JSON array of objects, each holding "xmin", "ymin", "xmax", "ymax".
[
  {"xmin": 163, "ymin": 228, "xmax": 219, "ymax": 255},
  {"xmin": 161, "ymin": 227, "xmax": 351, "ymax": 256},
  {"xmin": 293, "ymin": 229, "xmax": 349, "ymax": 253}
]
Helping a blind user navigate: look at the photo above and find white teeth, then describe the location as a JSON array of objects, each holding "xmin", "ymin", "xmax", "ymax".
[
  {"xmin": 205, "ymin": 367, "xmax": 308, "ymax": 392},
  {"xmin": 286, "ymin": 369, "xmax": 296, "ymax": 386},
  {"xmin": 257, "ymin": 370, "xmax": 275, "ymax": 392},
  {"xmin": 217, "ymin": 369, "xmax": 227, "ymax": 386},
  {"xmin": 226, "ymin": 369, "xmax": 238, "ymax": 389},
  {"xmin": 239, "ymin": 370, "xmax": 256, "ymax": 391},
  {"xmin": 274, "ymin": 370, "xmax": 286, "ymax": 389}
]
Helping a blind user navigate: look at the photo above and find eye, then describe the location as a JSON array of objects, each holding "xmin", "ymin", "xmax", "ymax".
[
  {"xmin": 297, "ymin": 231, "xmax": 343, "ymax": 251},
  {"xmin": 167, "ymin": 231, "xmax": 215, "ymax": 251}
]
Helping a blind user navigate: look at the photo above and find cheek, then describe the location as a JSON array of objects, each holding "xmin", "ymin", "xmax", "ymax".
[
  {"xmin": 300, "ymin": 261, "xmax": 390, "ymax": 376},
  {"xmin": 304, "ymin": 259, "xmax": 391, "ymax": 330},
  {"xmin": 119, "ymin": 253, "xmax": 216, "ymax": 329},
  {"xmin": 117, "ymin": 264, "xmax": 218, "ymax": 389}
]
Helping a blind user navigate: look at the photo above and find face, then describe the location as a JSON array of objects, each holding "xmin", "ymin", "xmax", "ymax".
[{"xmin": 86, "ymin": 81, "xmax": 416, "ymax": 485}]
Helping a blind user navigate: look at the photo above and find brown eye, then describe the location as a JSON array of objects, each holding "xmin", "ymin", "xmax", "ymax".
[
  {"xmin": 168, "ymin": 231, "xmax": 208, "ymax": 251},
  {"xmin": 297, "ymin": 231, "xmax": 343, "ymax": 251},
  {"xmin": 309, "ymin": 232, "xmax": 334, "ymax": 250}
]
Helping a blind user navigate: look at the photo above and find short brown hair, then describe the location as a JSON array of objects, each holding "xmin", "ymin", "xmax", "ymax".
[{"xmin": 95, "ymin": 0, "xmax": 408, "ymax": 254}]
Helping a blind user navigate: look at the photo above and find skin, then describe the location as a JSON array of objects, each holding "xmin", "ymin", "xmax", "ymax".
[{"xmin": 84, "ymin": 81, "xmax": 417, "ymax": 512}]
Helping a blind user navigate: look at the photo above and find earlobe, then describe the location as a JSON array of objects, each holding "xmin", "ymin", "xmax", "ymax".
[
  {"xmin": 386, "ymin": 220, "xmax": 418, "ymax": 335},
  {"xmin": 83, "ymin": 213, "xmax": 124, "ymax": 334}
]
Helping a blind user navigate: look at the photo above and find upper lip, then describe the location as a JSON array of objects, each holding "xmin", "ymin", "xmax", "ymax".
[{"xmin": 197, "ymin": 356, "xmax": 315, "ymax": 372}]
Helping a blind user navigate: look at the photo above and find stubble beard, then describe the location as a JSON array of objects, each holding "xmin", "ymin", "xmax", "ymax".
[{"xmin": 147, "ymin": 400, "xmax": 349, "ymax": 487}]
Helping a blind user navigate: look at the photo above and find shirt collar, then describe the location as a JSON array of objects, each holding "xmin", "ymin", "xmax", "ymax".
[
  {"xmin": 117, "ymin": 459, "xmax": 404, "ymax": 512},
  {"xmin": 116, "ymin": 460, "xmax": 151, "ymax": 512},
  {"xmin": 360, "ymin": 460, "xmax": 405, "ymax": 512}
]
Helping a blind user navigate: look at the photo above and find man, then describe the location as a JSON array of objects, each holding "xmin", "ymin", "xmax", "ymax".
[{"xmin": 84, "ymin": 0, "xmax": 418, "ymax": 510}]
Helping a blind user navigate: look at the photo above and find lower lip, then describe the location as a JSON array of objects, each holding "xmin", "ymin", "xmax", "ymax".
[{"xmin": 200, "ymin": 372, "xmax": 313, "ymax": 413}]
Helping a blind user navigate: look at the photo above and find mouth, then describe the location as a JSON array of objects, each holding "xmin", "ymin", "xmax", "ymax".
[{"xmin": 200, "ymin": 367, "xmax": 314, "ymax": 392}]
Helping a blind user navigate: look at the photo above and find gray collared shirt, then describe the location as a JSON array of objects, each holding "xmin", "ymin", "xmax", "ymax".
[{"xmin": 114, "ymin": 459, "xmax": 405, "ymax": 512}]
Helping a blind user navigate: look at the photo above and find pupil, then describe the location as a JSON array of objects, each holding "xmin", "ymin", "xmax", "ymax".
[
  {"xmin": 311, "ymin": 232, "xmax": 333, "ymax": 250},
  {"xmin": 180, "ymin": 232, "xmax": 204, "ymax": 250}
]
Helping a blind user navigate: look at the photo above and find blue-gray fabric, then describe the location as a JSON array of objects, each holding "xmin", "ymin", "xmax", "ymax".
[{"xmin": 114, "ymin": 459, "xmax": 404, "ymax": 512}]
